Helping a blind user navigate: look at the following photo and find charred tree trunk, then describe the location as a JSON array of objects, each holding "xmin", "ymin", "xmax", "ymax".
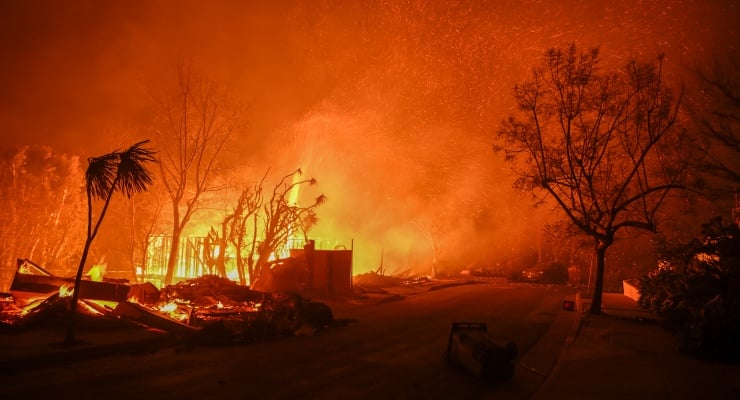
[
  {"xmin": 234, "ymin": 232, "xmax": 248, "ymax": 286},
  {"xmin": 127, "ymin": 199, "xmax": 139, "ymax": 284},
  {"xmin": 215, "ymin": 221, "xmax": 228, "ymax": 278},
  {"xmin": 67, "ymin": 237, "xmax": 92, "ymax": 343},
  {"xmin": 164, "ymin": 229, "xmax": 181, "ymax": 287},
  {"xmin": 589, "ymin": 239, "xmax": 611, "ymax": 315},
  {"xmin": 247, "ymin": 214, "xmax": 259, "ymax": 284},
  {"xmin": 235, "ymin": 250, "xmax": 245, "ymax": 285},
  {"xmin": 215, "ymin": 238, "xmax": 227, "ymax": 278}
]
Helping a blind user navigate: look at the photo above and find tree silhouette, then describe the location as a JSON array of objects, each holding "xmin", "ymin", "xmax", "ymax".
[
  {"xmin": 495, "ymin": 44, "xmax": 690, "ymax": 314},
  {"xmin": 686, "ymin": 57, "xmax": 740, "ymax": 205},
  {"xmin": 218, "ymin": 169, "xmax": 325, "ymax": 286},
  {"xmin": 253, "ymin": 169, "xmax": 325, "ymax": 276},
  {"xmin": 217, "ymin": 171, "xmax": 266, "ymax": 285},
  {"xmin": 65, "ymin": 140, "xmax": 157, "ymax": 345}
]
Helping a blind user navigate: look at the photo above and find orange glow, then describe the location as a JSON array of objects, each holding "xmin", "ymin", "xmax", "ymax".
[{"xmin": 0, "ymin": 1, "xmax": 734, "ymax": 293}]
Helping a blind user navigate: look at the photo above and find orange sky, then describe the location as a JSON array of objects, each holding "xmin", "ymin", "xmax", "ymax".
[{"xmin": 0, "ymin": 0, "xmax": 736, "ymax": 154}]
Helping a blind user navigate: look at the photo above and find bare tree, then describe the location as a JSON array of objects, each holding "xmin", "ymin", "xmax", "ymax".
[
  {"xmin": 153, "ymin": 63, "xmax": 240, "ymax": 286},
  {"xmin": 223, "ymin": 171, "xmax": 267, "ymax": 285},
  {"xmin": 254, "ymin": 169, "xmax": 325, "ymax": 273},
  {"xmin": 687, "ymin": 56, "xmax": 740, "ymax": 195},
  {"xmin": 66, "ymin": 140, "xmax": 156, "ymax": 344},
  {"xmin": 124, "ymin": 187, "xmax": 166, "ymax": 283},
  {"xmin": 203, "ymin": 178, "xmax": 262, "ymax": 285},
  {"xmin": 495, "ymin": 44, "xmax": 690, "ymax": 314}
]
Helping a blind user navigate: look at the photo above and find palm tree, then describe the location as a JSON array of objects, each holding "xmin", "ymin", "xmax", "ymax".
[{"xmin": 65, "ymin": 140, "xmax": 157, "ymax": 345}]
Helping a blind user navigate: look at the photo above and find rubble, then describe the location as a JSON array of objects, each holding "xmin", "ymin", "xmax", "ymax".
[
  {"xmin": 351, "ymin": 271, "xmax": 442, "ymax": 299},
  {"xmin": 1, "ymin": 259, "xmax": 335, "ymax": 346},
  {"xmin": 10, "ymin": 259, "xmax": 129, "ymax": 301}
]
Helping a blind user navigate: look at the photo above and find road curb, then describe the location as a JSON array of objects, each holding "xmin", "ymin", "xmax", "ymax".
[{"xmin": 529, "ymin": 293, "xmax": 585, "ymax": 400}]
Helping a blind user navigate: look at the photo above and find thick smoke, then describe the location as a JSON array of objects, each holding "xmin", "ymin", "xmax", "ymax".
[{"xmin": 0, "ymin": 0, "xmax": 737, "ymax": 276}]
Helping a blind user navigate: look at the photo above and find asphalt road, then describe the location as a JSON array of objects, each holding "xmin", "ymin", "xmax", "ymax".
[{"xmin": 0, "ymin": 282, "xmax": 574, "ymax": 400}]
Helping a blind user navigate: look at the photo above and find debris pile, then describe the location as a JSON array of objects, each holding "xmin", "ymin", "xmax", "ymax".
[
  {"xmin": 352, "ymin": 271, "xmax": 432, "ymax": 291},
  {"xmin": 1, "ymin": 259, "xmax": 334, "ymax": 344}
]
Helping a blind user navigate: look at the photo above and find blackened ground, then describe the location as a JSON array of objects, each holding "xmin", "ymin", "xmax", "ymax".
[{"xmin": 0, "ymin": 281, "xmax": 574, "ymax": 400}]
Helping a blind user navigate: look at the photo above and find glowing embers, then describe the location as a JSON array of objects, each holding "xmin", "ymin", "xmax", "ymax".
[
  {"xmin": 0, "ymin": 291, "xmax": 72, "ymax": 327},
  {"xmin": 152, "ymin": 275, "xmax": 268, "ymax": 334},
  {"xmin": 147, "ymin": 299, "xmax": 262, "ymax": 324},
  {"xmin": 59, "ymin": 285, "xmax": 73, "ymax": 298},
  {"xmin": 0, "ymin": 292, "xmax": 26, "ymax": 325},
  {"xmin": 190, "ymin": 300, "xmax": 262, "ymax": 323},
  {"xmin": 157, "ymin": 300, "xmax": 187, "ymax": 321}
]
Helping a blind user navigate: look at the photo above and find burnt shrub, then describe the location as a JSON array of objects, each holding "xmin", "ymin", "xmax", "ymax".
[{"xmin": 638, "ymin": 217, "xmax": 740, "ymax": 363}]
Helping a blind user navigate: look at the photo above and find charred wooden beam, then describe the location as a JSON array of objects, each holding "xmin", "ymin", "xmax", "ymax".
[
  {"xmin": 111, "ymin": 301, "xmax": 200, "ymax": 337},
  {"xmin": 15, "ymin": 258, "xmax": 54, "ymax": 276},
  {"xmin": 10, "ymin": 273, "xmax": 130, "ymax": 302},
  {"xmin": 10, "ymin": 259, "xmax": 130, "ymax": 301}
]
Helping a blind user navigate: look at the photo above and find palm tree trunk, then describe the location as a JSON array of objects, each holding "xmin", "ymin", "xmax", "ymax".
[
  {"xmin": 64, "ymin": 237, "xmax": 93, "ymax": 344},
  {"xmin": 65, "ymin": 182, "xmax": 117, "ymax": 345},
  {"xmin": 65, "ymin": 140, "xmax": 156, "ymax": 345}
]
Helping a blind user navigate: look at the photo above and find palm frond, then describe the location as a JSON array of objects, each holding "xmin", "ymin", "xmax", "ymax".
[
  {"xmin": 86, "ymin": 153, "xmax": 119, "ymax": 199},
  {"xmin": 116, "ymin": 140, "xmax": 158, "ymax": 198},
  {"xmin": 85, "ymin": 140, "xmax": 158, "ymax": 200}
]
